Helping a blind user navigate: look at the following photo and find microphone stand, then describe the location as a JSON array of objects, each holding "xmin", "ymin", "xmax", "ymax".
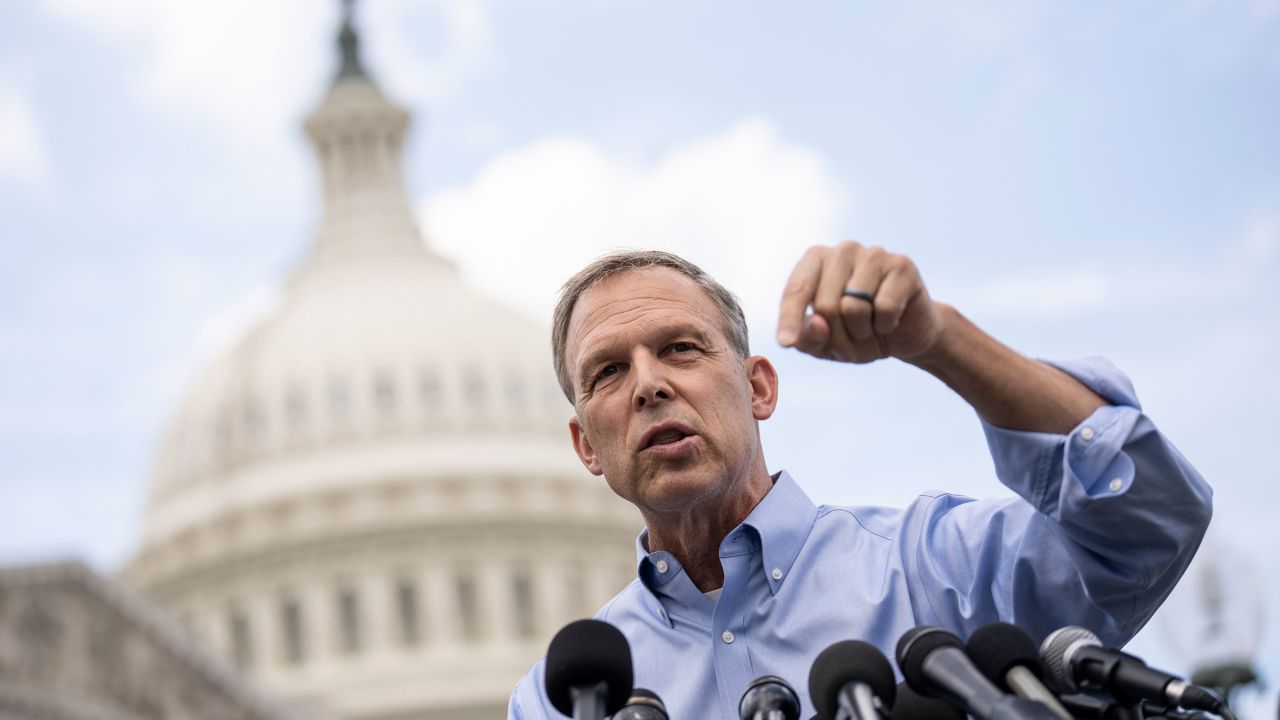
[
  {"xmin": 835, "ymin": 684, "xmax": 882, "ymax": 720},
  {"xmin": 1058, "ymin": 695, "xmax": 1148, "ymax": 720},
  {"xmin": 570, "ymin": 681, "xmax": 607, "ymax": 720}
]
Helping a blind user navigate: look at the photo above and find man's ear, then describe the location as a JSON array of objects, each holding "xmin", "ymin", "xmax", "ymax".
[
  {"xmin": 568, "ymin": 415, "xmax": 604, "ymax": 476},
  {"xmin": 746, "ymin": 355, "xmax": 779, "ymax": 421}
]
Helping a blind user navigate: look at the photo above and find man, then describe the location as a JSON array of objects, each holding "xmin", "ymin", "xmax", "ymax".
[{"xmin": 509, "ymin": 243, "xmax": 1212, "ymax": 719}]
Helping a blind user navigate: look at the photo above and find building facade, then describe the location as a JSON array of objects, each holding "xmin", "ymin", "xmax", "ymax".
[{"xmin": 0, "ymin": 562, "xmax": 301, "ymax": 720}]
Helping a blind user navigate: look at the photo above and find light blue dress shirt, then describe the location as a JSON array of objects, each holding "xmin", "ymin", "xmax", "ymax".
[{"xmin": 508, "ymin": 358, "xmax": 1213, "ymax": 719}]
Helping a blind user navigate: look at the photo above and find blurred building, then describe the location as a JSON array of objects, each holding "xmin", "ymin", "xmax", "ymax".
[
  {"xmin": 119, "ymin": 7, "xmax": 639, "ymax": 720},
  {"xmin": 0, "ymin": 562, "xmax": 299, "ymax": 720}
]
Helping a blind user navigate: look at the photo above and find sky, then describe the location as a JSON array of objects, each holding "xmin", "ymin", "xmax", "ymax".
[{"xmin": 2, "ymin": 0, "xmax": 1278, "ymax": 715}]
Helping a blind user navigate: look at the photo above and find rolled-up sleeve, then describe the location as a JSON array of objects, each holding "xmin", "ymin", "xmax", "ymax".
[{"xmin": 906, "ymin": 357, "xmax": 1212, "ymax": 646}]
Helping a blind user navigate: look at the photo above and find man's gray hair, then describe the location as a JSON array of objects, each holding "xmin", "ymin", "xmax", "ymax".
[{"xmin": 552, "ymin": 250, "xmax": 750, "ymax": 403}]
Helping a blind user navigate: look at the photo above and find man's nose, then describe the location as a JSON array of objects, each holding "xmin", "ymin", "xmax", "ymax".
[{"xmin": 632, "ymin": 354, "xmax": 672, "ymax": 410}]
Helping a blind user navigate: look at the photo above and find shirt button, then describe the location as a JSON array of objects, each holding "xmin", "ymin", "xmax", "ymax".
[
  {"xmin": 1081, "ymin": 427, "xmax": 1095, "ymax": 441},
  {"xmin": 771, "ymin": 568, "xmax": 783, "ymax": 581},
  {"xmin": 1108, "ymin": 478, "xmax": 1124, "ymax": 492},
  {"xmin": 721, "ymin": 631, "xmax": 735, "ymax": 644},
  {"xmin": 656, "ymin": 560, "xmax": 669, "ymax": 573}
]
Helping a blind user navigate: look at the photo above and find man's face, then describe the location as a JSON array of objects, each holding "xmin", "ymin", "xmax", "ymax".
[{"xmin": 564, "ymin": 268, "xmax": 777, "ymax": 515}]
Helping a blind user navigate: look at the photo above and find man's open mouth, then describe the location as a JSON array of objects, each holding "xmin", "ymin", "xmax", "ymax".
[
  {"xmin": 647, "ymin": 429, "xmax": 688, "ymax": 447},
  {"xmin": 640, "ymin": 424, "xmax": 696, "ymax": 451}
]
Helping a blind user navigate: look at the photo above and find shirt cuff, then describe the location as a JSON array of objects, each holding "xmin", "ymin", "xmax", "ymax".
[{"xmin": 981, "ymin": 357, "xmax": 1144, "ymax": 518}]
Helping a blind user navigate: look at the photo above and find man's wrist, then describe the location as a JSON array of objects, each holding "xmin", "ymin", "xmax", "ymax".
[
  {"xmin": 902, "ymin": 303, "xmax": 1108, "ymax": 433},
  {"xmin": 904, "ymin": 302, "xmax": 964, "ymax": 377}
]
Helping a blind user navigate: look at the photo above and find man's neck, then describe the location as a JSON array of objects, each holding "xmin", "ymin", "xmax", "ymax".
[{"xmin": 643, "ymin": 469, "xmax": 774, "ymax": 593}]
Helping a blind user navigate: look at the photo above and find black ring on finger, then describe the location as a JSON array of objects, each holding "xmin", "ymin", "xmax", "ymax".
[{"xmin": 841, "ymin": 288, "xmax": 875, "ymax": 304}]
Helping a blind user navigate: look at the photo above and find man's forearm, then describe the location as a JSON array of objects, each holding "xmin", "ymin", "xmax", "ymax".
[{"xmin": 908, "ymin": 304, "xmax": 1106, "ymax": 434}]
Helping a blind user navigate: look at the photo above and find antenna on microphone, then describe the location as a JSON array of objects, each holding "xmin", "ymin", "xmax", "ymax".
[{"xmin": 544, "ymin": 619, "xmax": 634, "ymax": 720}]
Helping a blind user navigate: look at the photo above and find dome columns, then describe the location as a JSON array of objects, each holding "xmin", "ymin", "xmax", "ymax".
[{"xmin": 305, "ymin": 96, "xmax": 420, "ymax": 263}]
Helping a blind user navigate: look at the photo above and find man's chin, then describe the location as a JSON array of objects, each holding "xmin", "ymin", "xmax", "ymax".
[{"xmin": 635, "ymin": 468, "xmax": 726, "ymax": 512}]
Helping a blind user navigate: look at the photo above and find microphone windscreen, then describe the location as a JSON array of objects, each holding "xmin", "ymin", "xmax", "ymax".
[
  {"xmin": 1038, "ymin": 626, "xmax": 1100, "ymax": 694},
  {"xmin": 888, "ymin": 681, "xmax": 965, "ymax": 720},
  {"xmin": 740, "ymin": 675, "xmax": 801, "ymax": 720},
  {"xmin": 808, "ymin": 640, "xmax": 897, "ymax": 719},
  {"xmin": 965, "ymin": 622, "xmax": 1043, "ymax": 689},
  {"xmin": 544, "ymin": 619, "xmax": 634, "ymax": 716},
  {"xmin": 895, "ymin": 626, "xmax": 962, "ymax": 697}
]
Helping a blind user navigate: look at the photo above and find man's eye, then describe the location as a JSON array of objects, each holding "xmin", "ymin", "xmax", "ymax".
[
  {"xmin": 595, "ymin": 364, "xmax": 620, "ymax": 383},
  {"xmin": 669, "ymin": 342, "xmax": 696, "ymax": 353}
]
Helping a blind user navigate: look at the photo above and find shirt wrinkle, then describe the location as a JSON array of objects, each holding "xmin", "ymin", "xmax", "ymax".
[
  {"xmin": 917, "ymin": 492, "xmax": 952, "ymax": 627},
  {"xmin": 818, "ymin": 505, "xmax": 895, "ymax": 543}
]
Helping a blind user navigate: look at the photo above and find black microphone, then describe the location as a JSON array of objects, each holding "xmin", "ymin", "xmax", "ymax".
[
  {"xmin": 966, "ymin": 622, "xmax": 1072, "ymax": 719},
  {"xmin": 1057, "ymin": 691, "xmax": 1220, "ymax": 720},
  {"xmin": 1054, "ymin": 692, "xmax": 1117, "ymax": 719},
  {"xmin": 889, "ymin": 681, "xmax": 965, "ymax": 720},
  {"xmin": 1039, "ymin": 627, "xmax": 1229, "ymax": 717},
  {"xmin": 808, "ymin": 640, "xmax": 897, "ymax": 720},
  {"xmin": 544, "ymin": 619, "xmax": 633, "ymax": 719},
  {"xmin": 896, "ymin": 626, "xmax": 1060, "ymax": 720},
  {"xmin": 739, "ymin": 675, "xmax": 802, "ymax": 720},
  {"xmin": 612, "ymin": 688, "xmax": 669, "ymax": 719}
]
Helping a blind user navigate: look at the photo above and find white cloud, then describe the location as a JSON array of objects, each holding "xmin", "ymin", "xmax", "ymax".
[
  {"xmin": 957, "ymin": 206, "xmax": 1280, "ymax": 320},
  {"xmin": 193, "ymin": 282, "xmax": 281, "ymax": 364},
  {"xmin": 133, "ymin": 255, "xmax": 285, "ymax": 413},
  {"xmin": 33, "ymin": 0, "xmax": 496, "ymax": 230},
  {"xmin": 369, "ymin": 0, "xmax": 495, "ymax": 106},
  {"xmin": 39, "ymin": 0, "xmax": 150, "ymax": 36},
  {"xmin": 963, "ymin": 266, "xmax": 1112, "ymax": 317},
  {"xmin": 1187, "ymin": 0, "xmax": 1280, "ymax": 22},
  {"xmin": 421, "ymin": 119, "xmax": 845, "ymax": 333},
  {"xmin": 955, "ymin": 261, "xmax": 1214, "ymax": 320},
  {"xmin": 1155, "ymin": 526, "xmax": 1270, "ymax": 667},
  {"xmin": 948, "ymin": 0, "xmax": 1053, "ymax": 56},
  {"xmin": 1235, "ymin": 208, "xmax": 1280, "ymax": 264},
  {"xmin": 139, "ymin": 2, "xmax": 325, "ymax": 138},
  {"xmin": 879, "ymin": 0, "xmax": 1052, "ymax": 61},
  {"xmin": 42, "ymin": 0, "xmax": 324, "ymax": 139},
  {"xmin": 40, "ymin": 0, "xmax": 491, "ymax": 142},
  {"xmin": 1252, "ymin": 0, "xmax": 1280, "ymax": 21},
  {"xmin": 0, "ymin": 80, "xmax": 52, "ymax": 189}
]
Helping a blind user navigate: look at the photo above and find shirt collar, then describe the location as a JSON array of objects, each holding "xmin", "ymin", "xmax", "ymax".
[
  {"xmin": 633, "ymin": 470, "xmax": 817, "ymax": 598},
  {"xmin": 739, "ymin": 470, "xmax": 818, "ymax": 594}
]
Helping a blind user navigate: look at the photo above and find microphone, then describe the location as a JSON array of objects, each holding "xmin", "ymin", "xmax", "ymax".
[
  {"xmin": 896, "ymin": 626, "xmax": 1060, "ymax": 720},
  {"xmin": 1053, "ymin": 692, "xmax": 1116, "ymax": 719},
  {"xmin": 966, "ymin": 622, "xmax": 1072, "ymax": 720},
  {"xmin": 544, "ymin": 619, "xmax": 633, "ymax": 720},
  {"xmin": 808, "ymin": 640, "xmax": 897, "ymax": 720},
  {"xmin": 739, "ymin": 675, "xmax": 802, "ymax": 720},
  {"xmin": 1039, "ymin": 627, "xmax": 1230, "ymax": 718},
  {"xmin": 889, "ymin": 682, "xmax": 965, "ymax": 720},
  {"xmin": 612, "ymin": 688, "xmax": 669, "ymax": 719}
]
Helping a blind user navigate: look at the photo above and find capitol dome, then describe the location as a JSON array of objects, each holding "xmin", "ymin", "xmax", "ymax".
[{"xmin": 124, "ymin": 9, "xmax": 639, "ymax": 720}]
